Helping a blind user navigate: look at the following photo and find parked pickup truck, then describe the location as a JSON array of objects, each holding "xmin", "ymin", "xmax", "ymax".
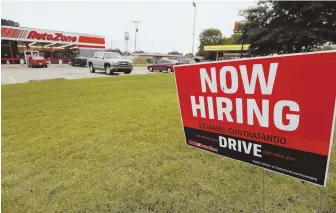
[{"xmin": 87, "ymin": 52, "xmax": 133, "ymax": 75}]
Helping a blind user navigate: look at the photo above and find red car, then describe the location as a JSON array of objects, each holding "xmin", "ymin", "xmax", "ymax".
[
  {"xmin": 147, "ymin": 58, "xmax": 179, "ymax": 72},
  {"xmin": 27, "ymin": 56, "xmax": 48, "ymax": 68}
]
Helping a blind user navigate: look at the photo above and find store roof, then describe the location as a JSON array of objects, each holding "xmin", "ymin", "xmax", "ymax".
[{"xmin": 204, "ymin": 44, "xmax": 250, "ymax": 51}]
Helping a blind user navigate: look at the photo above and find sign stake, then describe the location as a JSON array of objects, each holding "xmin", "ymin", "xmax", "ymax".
[
  {"xmin": 318, "ymin": 187, "xmax": 325, "ymax": 213},
  {"xmin": 262, "ymin": 169, "xmax": 266, "ymax": 212}
]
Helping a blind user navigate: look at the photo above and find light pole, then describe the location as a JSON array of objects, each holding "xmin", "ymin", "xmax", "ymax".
[
  {"xmin": 132, "ymin": 20, "xmax": 140, "ymax": 52},
  {"xmin": 192, "ymin": 2, "xmax": 196, "ymax": 56}
]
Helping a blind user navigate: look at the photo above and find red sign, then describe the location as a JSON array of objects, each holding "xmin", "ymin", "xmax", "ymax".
[
  {"xmin": 1, "ymin": 27, "xmax": 106, "ymax": 48},
  {"xmin": 234, "ymin": 21, "xmax": 246, "ymax": 33},
  {"xmin": 1, "ymin": 27, "xmax": 29, "ymax": 39},
  {"xmin": 27, "ymin": 30, "xmax": 77, "ymax": 42},
  {"xmin": 174, "ymin": 51, "xmax": 336, "ymax": 186}
]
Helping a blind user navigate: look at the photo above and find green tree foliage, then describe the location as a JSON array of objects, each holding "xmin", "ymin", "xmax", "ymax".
[
  {"xmin": 1, "ymin": 19, "xmax": 20, "ymax": 27},
  {"xmin": 168, "ymin": 51, "xmax": 182, "ymax": 55},
  {"xmin": 199, "ymin": 28, "xmax": 223, "ymax": 45},
  {"xmin": 313, "ymin": 45, "xmax": 336, "ymax": 51},
  {"xmin": 123, "ymin": 51, "xmax": 131, "ymax": 56},
  {"xmin": 197, "ymin": 28, "xmax": 223, "ymax": 58},
  {"xmin": 239, "ymin": 1, "xmax": 336, "ymax": 56},
  {"xmin": 185, "ymin": 53, "xmax": 194, "ymax": 57},
  {"xmin": 222, "ymin": 34, "xmax": 242, "ymax": 45},
  {"xmin": 106, "ymin": 48, "xmax": 122, "ymax": 54}
]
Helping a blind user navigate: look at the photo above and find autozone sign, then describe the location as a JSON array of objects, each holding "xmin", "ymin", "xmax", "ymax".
[
  {"xmin": 1, "ymin": 27, "xmax": 77, "ymax": 42},
  {"xmin": 1, "ymin": 26, "xmax": 106, "ymax": 48},
  {"xmin": 174, "ymin": 51, "xmax": 336, "ymax": 186},
  {"xmin": 27, "ymin": 30, "xmax": 77, "ymax": 42}
]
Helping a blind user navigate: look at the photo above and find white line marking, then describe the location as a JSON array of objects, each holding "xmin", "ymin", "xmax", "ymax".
[{"xmin": 8, "ymin": 76, "xmax": 16, "ymax": 83}]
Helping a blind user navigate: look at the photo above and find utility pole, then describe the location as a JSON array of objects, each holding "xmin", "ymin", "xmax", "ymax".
[
  {"xmin": 132, "ymin": 20, "xmax": 140, "ymax": 52},
  {"xmin": 192, "ymin": 2, "xmax": 196, "ymax": 56}
]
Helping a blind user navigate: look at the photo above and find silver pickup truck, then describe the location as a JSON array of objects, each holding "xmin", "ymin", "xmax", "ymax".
[{"xmin": 87, "ymin": 51, "xmax": 133, "ymax": 75}]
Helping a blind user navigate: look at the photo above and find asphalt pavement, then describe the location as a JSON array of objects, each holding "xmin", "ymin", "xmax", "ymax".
[{"xmin": 1, "ymin": 64, "xmax": 152, "ymax": 85}]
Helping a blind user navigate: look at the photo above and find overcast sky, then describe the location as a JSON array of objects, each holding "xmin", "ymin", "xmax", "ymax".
[{"xmin": 2, "ymin": 1, "xmax": 255, "ymax": 54}]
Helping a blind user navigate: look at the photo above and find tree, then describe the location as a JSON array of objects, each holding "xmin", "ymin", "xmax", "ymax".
[
  {"xmin": 168, "ymin": 51, "xmax": 182, "ymax": 55},
  {"xmin": 199, "ymin": 28, "xmax": 223, "ymax": 45},
  {"xmin": 106, "ymin": 48, "xmax": 122, "ymax": 54},
  {"xmin": 1, "ymin": 19, "xmax": 20, "ymax": 27},
  {"xmin": 239, "ymin": 1, "xmax": 336, "ymax": 56},
  {"xmin": 185, "ymin": 53, "xmax": 194, "ymax": 57},
  {"xmin": 222, "ymin": 34, "xmax": 242, "ymax": 45},
  {"xmin": 123, "ymin": 51, "xmax": 131, "ymax": 56},
  {"xmin": 197, "ymin": 28, "xmax": 223, "ymax": 58},
  {"xmin": 313, "ymin": 45, "xmax": 336, "ymax": 52}
]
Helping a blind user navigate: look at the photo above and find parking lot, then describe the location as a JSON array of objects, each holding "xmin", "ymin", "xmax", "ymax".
[{"xmin": 1, "ymin": 65, "xmax": 152, "ymax": 85}]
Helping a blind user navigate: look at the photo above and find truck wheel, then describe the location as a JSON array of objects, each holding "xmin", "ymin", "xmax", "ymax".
[
  {"xmin": 167, "ymin": 67, "xmax": 173, "ymax": 72},
  {"xmin": 148, "ymin": 66, "xmax": 153, "ymax": 72},
  {"xmin": 89, "ymin": 63, "xmax": 95, "ymax": 73},
  {"xmin": 105, "ymin": 65, "xmax": 112, "ymax": 75}
]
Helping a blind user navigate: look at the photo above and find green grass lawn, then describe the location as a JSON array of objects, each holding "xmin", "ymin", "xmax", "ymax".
[
  {"xmin": 2, "ymin": 74, "xmax": 336, "ymax": 213},
  {"xmin": 133, "ymin": 63, "xmax": 148, "ymax": 67}
]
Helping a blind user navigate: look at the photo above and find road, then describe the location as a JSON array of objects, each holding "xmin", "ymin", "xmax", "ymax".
[{"xmin": 1, "ymin": 65, "xmax": 152, "ymax": 85}]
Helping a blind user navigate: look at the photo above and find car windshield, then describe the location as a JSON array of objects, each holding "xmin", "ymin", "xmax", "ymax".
[
  {"xmin": 104, "ymin": 52, "xmax": 122, "ymax": 59},
  {"xmin": 32, "ymin": 56, "xmax": 44, "ymax": 60}
]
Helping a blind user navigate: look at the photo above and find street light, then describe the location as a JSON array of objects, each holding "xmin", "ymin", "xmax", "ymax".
[
  {"xmin": 132, "ymin": 20, "xmax": 140, "ymax": 52},
  {"xmin": 192, "ymin": 2, "xmax": 196, "ymax": 56}
]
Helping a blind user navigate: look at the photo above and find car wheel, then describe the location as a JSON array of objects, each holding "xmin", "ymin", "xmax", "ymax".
[
  {"xmin": 72, "ymin": 63, "xmax": 75, "ymax": 66},
  {"xmin": 124, "ymin": 70, "xmax": 132, "ymax": 74},
  {"xmin": 167, "ymin": 67, "xmax": 173, "ymax": 72},
  {"xmin": 89, "ymin": 63, "xmax": 95, "ymax": 73},
  {"xmin": 105, "ymin": 65, "xmax": 112, "ymax": 75},
  {"xmin": 45, "ymin": 65, "xmax": 48, "ymax": 68},
  {"xmin": 148, "ymin": 66, "xmax": 153, "ymax": 72}
]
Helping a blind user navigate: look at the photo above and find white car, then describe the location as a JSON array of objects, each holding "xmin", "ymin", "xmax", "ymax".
[{"xmin": 87, "ymin": 52, "xmax": 133, "ymax": 75}]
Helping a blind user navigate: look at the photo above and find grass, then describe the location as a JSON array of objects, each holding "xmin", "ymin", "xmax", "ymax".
[
  {"xmin": 133, "ymin": 63, "xmax": 148, "ymax": 67},
  {"xmin": 2, "ymin": 74, "xmax": 336, "ymax": 213}
]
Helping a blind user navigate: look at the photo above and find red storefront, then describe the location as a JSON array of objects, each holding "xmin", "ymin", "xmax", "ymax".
[{"xmin": 1, "ymin": 26, "xmax": 106, "ymax": 64}]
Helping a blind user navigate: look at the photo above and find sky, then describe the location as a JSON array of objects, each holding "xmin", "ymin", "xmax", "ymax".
[{"xmin": 1, "ymin": 0, "xmax": 255, "ymax": 54}]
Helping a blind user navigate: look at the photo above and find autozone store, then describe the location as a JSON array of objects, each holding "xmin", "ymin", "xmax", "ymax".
[{"xmin": 1, "ymin": 26, "xmax": 106, "ymax": 64}]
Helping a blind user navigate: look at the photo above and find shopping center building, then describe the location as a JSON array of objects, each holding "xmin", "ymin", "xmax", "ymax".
[{"xmin": 1, "ymin": 26, "xmax": 106, "ymax": 64}]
